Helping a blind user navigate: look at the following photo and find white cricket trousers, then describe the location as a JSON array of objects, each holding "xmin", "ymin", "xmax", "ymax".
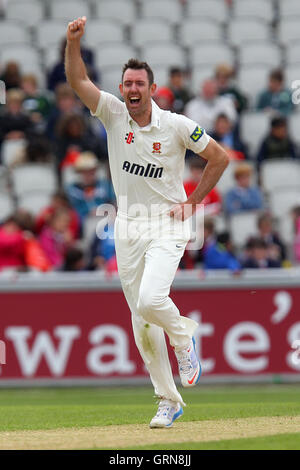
[{"xmin": 114, "ymin": 212, "xmax": 198, "ymax": 406}]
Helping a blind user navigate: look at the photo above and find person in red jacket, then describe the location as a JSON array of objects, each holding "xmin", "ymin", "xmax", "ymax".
[
  {"xmin": 184, "ymin": 157, "xmax": 222, "ymax": 215},
  {"xmin": 0, "ymin": 216, "xmax": 26, "ymax": 271}
]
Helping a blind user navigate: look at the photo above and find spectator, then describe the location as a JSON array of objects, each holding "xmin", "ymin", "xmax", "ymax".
[
  {"xmin": 184, "ymin": 78, "xmax": 237, "ymax": 133},
  {"xmin": 12, "ymin": 135, "xmax": 54, "ymax": 167},
  {"xmin": 257, "ymin": 68, "xmax": 294, "ymax": 116},
  {"xmin": 292, "ymin": 206, "xmax": 300, "ymax": 263},
  {"xmin": 184, "ymin": 157, "xmax": 222, "ymax": 215},
  {"xmin": 0, "ymin": 61, "xmax": 21, "ymax": 90},
  {"xmin": 63, "ymin": 247, "xmax": 86, "ymax": 271},
  {"xmin": 89, "ymin": 212, "xmax": 116, "ymax": 271},
  {"xmin": 256, "ymin": 116, "xmax": 298, "ymax": 168},
  {"xmin": 45, "ymin": 83, "xmax": 80, "ymax": 141},
  {"xmin": 257, "ymin": 212, "xmax": 286, "ymax": 264},
  {"xmin": 167, "ymin": 67, "xmax": 192, "ymax": 113},
  {"xmin": 180, "ymin": 217, "xmax": 215, "ymax": 270},
  {"xmin": 204, "ymin": 231, "xmax": 241, "ymax": 272},
  {"xmin": 153, "ymin": 87, "xmax": 175, "ymax": 111},
  {"xmin": 21, "ymin": 74, "xmax": 53, "ymax": 126},
  {"xmin": 224, "ymin": 163, "xmax": 264, "ymax": 215},
  {"xmin": 0, "ymin": 89, "xmax": 34, "ymax": 148},
  {"xmin": 39, "ymin": 208, "xmax": 73, "ymax": 270},
  {"xmin": 211, "ymin": 113, "xmax": 248, "ymax": 160},
  {"xmin": 66, "ymin": 152, "xmax": 115, "ymax": 223},
  {"xmin": 215, "ymin": 63, "xmax": 248, "ymax": 114},
  {"xmin": 242, "ymin": 237, "xmax": 281, "ymax": 268},
  {"xmin": 47, "ymin": 38, "xmax": 99, "ymax": 92},
  {"xmin": 54, "ymin": 112, "xmax": 107, "ymax": 166},
  {"xmin": 36, "ymin": 191, "xmax": 80, "ymax": 240},
  {"xmin": 0, "ymin": 215, "xmax": 26, "ymax": 271}
]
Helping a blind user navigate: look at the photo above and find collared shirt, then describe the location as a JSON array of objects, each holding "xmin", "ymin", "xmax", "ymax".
[{"xmin": 91, "ymin": 91, "xmax": 210, "ymax": 217}]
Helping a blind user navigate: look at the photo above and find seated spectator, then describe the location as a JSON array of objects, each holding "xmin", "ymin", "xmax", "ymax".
[
  {"xmin": 45, "ymin": 83, "xmax": 81, "ymax": 141},
  {"xmin": 215, "ymin": 63, "xmax": 248, "ymax": 114},
  {"xmin": 63, "ymin": 247, "xmax": 86, "ymax": 271},
  {"xmin": 257, "ymin": 212, "xmax": 286, "ymax": 264},
  {"xmin": 257, "ymin": 69, "xmax": 294, "ymax": 116},
  {"xmin": 184, "ymin": 78, "xmax": 237, "ymax": 133},
  {"xmin": 54, "ymin": 112, "xmax": 107, "ymax": 166},
  {"xmin": 0, "ymin": 61, "xmax": 21, "ymax": 90},
  {"xmin": 36, "ymin": 191, "xmax": 80, "ymax": 240},
  {"xmin": 154, "ymin": 87, "xmax": 175, "ymax": 111},
  {"xmin": 184, "ymin": 157, "xmax": 222, "ymax": 215},
  {"xmin": 0, "ymin": 215, "xmax": 26, "ymax": 271},
  {"xmin": 224, "ymin": 163, "xmax": 264, "ymax": 215},
  {"xmin": 256, "ymin": 116, "xmax": 298, "ymax": 168},
  {"xmin": 211, "ymin": 113, "xmax": 248, "ymax": 160},
  {"xmin": 47, "ymin": 38, "xmax": 99, "ymax": 92},
  {"xmin": 242, "ymin": 237, "xmax": 281, "ymax": 268},
  {"xmin": 167, "ymin": 67, "xmax": 193, "ymax": 113},
  {"xmin": 0, "ymin": 89, "xmax": 34, "ymax": 148},
  {"xmin": 39, "ymin": 208, "xmax": 73, "ymax": 270},
  {"xmin": 180, "ymin": 217, "xmax": 215, "ymax": 270},
  {"xmin": 204, "ymin": 231, "xmax": 241, "ymax": 272},
  {"xmin": 12, "ymin": 135, "xmax": 54, "ymax": 167},
  {"xmin": 66, "ymin": 152, "xmax": 115, "ymax": 223},
  {"xmin": 21, "ymin": 74, "xmax": 53, "ymax": 126}
]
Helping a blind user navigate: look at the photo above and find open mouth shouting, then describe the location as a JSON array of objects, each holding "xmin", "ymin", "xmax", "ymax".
[{"xmin": 129, "ymin": 96, "xmax": 141, "ymax": 106}]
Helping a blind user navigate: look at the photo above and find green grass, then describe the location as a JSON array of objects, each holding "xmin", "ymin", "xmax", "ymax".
[
  {"xmin": 118, "ymin": 433, "xmax": 300, "ymax": 450},
  {"xmin": 0, "ymin": 384, "xmax": 299, "ymax": 432}
]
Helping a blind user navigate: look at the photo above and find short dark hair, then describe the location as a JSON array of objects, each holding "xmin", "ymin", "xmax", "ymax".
[
  {"xmin": 271, "ymin": 115, "xmax": 287, "ymax": 128},
  {"xmin": 169, "ymin": 67, "xmax": 183, "ymax": 76},
  {"xmin": 122, "ymin": 58, "xmax": 154, "ymax": 86},
  {"xmin": 270, "ymin": 68, "xmax": 284, "ymax": 82}
]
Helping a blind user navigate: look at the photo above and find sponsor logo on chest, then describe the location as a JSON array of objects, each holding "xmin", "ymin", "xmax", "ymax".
[{"xmin": 122, "ymin": 161, "xmax": 163, "ymax": 178}]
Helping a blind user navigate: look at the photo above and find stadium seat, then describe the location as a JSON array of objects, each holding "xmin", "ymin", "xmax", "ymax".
[
  {"xmin": 237, "ymin": 65, "xmax": 272, "ymax": 105},
  {"xmin": 279, "ymin": 0, "xmax": 300, "ymax": 18},
  {"xmin": 0, "ymin": 166, "xmax": 10, "ymax": 194},
  {"xmin": 0, "ymin": 139, "xmax": 27, "ymax": 167},
  {"xmin": 269, "ymin": 188, "xmax": 300, "ymax": 218},
  {"xmin": 49, "ymin": 0, "xmax": 89, "ymax": 21},
  {"xmin": 131, "ymin": 19, "xmax": 174, "ymax": 47},
  {"xmin": 85, "ymin": 20, "xmax": 125, "ymax": 47},
  {"xmin": 228, "ymin": 19, "xmax": 271, "ymax": 46},
  {"xmin": 230, "ymin": 211, "xmax": 261, "ymax": 248},
  {"xmin": 179, "ymin": 19, "xmax": 223, "ymax": 47},
  {"xmin": 61, "ymin": 166, "xmax": 79, "ymax": 188},
  {"xmin": 289, "ymin": 114, "xmax": 300, "ymax": 146},
  {"xmin": 140, "ymin": 0, "xmax": 182, "ymax": 25},
  {"xmin": 0, "ymin": 45, "xmax": 41, "ymax": 75},
  {"xmin": 82, "ymin": 215, "xmax": 103, "ymax": 250},
  {"xmin": 11, "ymin": 164, "xmax": 58, "ymax": 197},
  {"xmin": 0, "ymin": 194, "xmax": 15, "ymax": 223},
  {"xmin": 240, "ymin": 112, "xmax": 270, "ymax": 158},
  {"xmin": 100, "ymin": 66, "xmax": 123, "ymax": 95},
  {"xmin": 0, "ymin": 21, "xmax": 30, "ymax": 46},
  {"xmin": 141, "ymin": 44, "xmax": 186, "ymax": 68},
  {"xmin": 189, "ymin": 42, "xmax": 234, "ymax": 68},
  {"xmin": 94, "ymin": 0, "xmax": 137, "ymax": 26},
  {"xmin": 233, "ymin": 0, "xmax": 274, "ymax": 23},
  {"xmin": 6, "ymin": 1, "xmax": 45, "ymax": 27},
  {"xmin": 190, "ymin": 65, "xmax": 215, "ymax": 95},
  {"xmin": 17, "ymin": 191, "xmax": 52, "ymax": 216},
  {"xmin": 286, "ymin": 42, "xmax": 300, "ymax": 65},
  {"xmin": 151, "ymin": 66, "xmax": 170, "ymax": 88},
  {"xmin": 43, "ymin": 45, "xmax": 61, "ymax": 71},
  {"xmin": 238, "ymin": 42, "xmax": 282, "ymax": 68},
  {"xmin": 278, "ymin": 19, "xmax": 300, "ymax": 45},
  {"xmin": 35, "ymin": 21, "xmax": 67, "ymax": 49},
  {"xmin": 186, "ymin": 0, "xmax": 228, "ymax": 24},
  {"xmin": 278, "ymin": 213, "xmax": 295, "ymax": 245},
  {"xmin": 95, "ymin": 44, "xmax": 137, "ymax": 69},
  {"xmin": 260, "ymin": 159, "xmax": 300, "ymax": 193}
]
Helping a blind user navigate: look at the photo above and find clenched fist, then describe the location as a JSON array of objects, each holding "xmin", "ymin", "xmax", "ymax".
[{"xmin": 67, "ymin": 16, "xmax": 87, "ymax": 41}]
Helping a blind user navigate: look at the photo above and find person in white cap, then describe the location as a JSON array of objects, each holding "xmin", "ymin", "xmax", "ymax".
[{"xmin": 65, "ymin": 16, "xmax": 229, "ymax": 428}]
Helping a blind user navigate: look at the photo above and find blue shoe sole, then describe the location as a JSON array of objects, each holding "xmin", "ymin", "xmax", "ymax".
[
  {"xmin": 166, "ymin": 406, "xmax": 183, "ymax": 427},
  {"xmin": 192, "ymin": 336, "xmax": 202, "ymax": 385}
]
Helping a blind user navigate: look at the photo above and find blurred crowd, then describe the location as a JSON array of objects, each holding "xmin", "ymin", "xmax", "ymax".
[{"xmin": 0, "ymin": 34, "xmax": 300, "ymax": 275}]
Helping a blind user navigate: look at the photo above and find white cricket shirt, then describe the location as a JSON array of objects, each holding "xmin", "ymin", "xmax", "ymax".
[{"xmin": 91, "ymin": 91, "xmax": 210, "ymax": 217}]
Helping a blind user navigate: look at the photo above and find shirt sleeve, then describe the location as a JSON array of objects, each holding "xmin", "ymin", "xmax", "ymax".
[
  {"xmin": 173, "ymin": 113, "xmax": 211, "ymax": 154},
  {"xmin": 90, "ymin": 91, "xmax": 126, "ymax": 130}
]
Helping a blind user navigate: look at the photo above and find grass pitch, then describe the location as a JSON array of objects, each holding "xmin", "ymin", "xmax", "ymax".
[{"xmin": 0, "ymin": 384, "xmax": 299, "ymax": 449}]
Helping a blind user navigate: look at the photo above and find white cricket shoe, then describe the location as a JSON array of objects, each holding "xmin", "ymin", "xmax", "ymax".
[
  {"xmin": 149, "ymin": 399, "xmax": 183, "ymax": 428},
  {"xmin": 175, "ymin": 337, "xmax": 202, "ymax": 388}
]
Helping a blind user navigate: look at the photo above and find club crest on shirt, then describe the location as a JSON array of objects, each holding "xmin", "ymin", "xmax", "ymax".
[
  {"xmin": 152, "ymin": 142, "xmax": 161, "ymax": 154},
  {"xmin": 125, "ymin": 132, "xmax": 135, "ymax": 144},
  {"xmin": 190, "ymin": 126, "xmax": 204, "ymax": 142}
]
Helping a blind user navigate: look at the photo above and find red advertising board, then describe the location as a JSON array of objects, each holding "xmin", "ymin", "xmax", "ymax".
[{"xmin": 0, "ymin": 286, "xmax": 300, "ymax": 383}]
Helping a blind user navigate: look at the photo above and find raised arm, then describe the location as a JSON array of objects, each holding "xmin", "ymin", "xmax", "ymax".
[{"xmin": 65, "ymin": 16, "xmax": 100, "ymax": 114}]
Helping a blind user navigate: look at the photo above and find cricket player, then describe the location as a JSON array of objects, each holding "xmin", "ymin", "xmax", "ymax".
[{"xmin": 65, "ymin": 17, "xmax": 229, "ymax": 428}]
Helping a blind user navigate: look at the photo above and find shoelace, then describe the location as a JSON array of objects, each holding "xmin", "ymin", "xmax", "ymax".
[
  {"xmin": 176, "ymin": 350, "xmax": 193, "ymax": 374},
  {"xmin": 155, "ymin": 401, "xmax": 175, "ymax": 419}
]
